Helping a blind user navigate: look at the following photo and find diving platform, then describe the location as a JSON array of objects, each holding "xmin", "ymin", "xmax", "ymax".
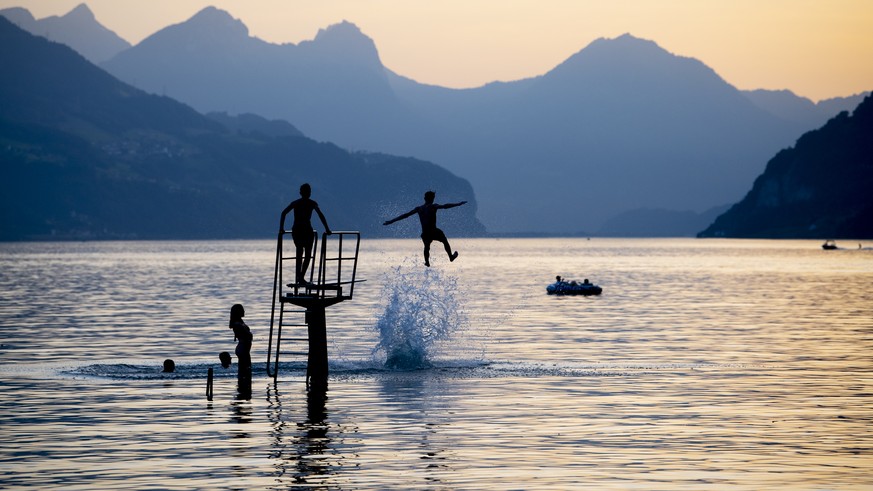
[{"xmin": 266, "ymin": 230, "xmax": 362, "ymax": 388}]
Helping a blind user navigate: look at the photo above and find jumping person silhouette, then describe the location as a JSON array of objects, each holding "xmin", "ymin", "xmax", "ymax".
[
  {"xmin": 383, "ymin": 191, "xmax": 467, "ymax": 267},
  {"xmin": 280, "ymin": 183, "xmax": 331, "ymax": 285}
]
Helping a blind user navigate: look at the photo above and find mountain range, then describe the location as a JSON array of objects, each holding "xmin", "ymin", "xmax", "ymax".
[
  {"xmin": 0, "ymin": 17, "xmax": 484, "ymax": 240},
  {"xmin": 0, "ymin": 3, "xmax": 129, "ymax": 63},
  {"xmin": 699, "ymin": 95, "xmax": 873, "ymax": 239},
  {"xmin": 2, "ymin": 4, "xmax": 869, "ymax": 237},
  {"xmin": 88, "ymin": 6, "xmax": 866, "ymax": 234}
]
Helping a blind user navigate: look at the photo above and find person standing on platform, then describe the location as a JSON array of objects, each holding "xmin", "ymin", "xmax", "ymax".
[{"xmin": 280, "ymin": 183, "xmax": 332, "ymax": 285}]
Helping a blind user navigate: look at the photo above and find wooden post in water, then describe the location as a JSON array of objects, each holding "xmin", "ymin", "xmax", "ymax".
[{"xmin": 206, "ymin": 367, "xmax": 214, "ymax": 401}]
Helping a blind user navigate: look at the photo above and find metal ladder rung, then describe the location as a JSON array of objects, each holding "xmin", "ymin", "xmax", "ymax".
[{"xmin": 285, "ymin": 282, "xmax": 341, "ymax": 290}]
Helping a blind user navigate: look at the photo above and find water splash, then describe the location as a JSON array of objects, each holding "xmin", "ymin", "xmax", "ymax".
[{"xmin": 372, "ymin": 262, "xmax": 468, "ymax": 369}]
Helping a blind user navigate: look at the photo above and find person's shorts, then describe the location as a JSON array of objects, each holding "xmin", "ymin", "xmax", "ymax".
[
  {"xmin": 292, "ymin": 228, "xmax": 315, "ymax": 248},
  {"xmin": 421, "ymin": 228, "xmax": 448, "ymax": 244}
]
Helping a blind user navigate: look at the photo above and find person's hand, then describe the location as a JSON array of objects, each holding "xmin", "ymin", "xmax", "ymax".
[
  {"xmin": 325, "ymin": 229, "xmax": 333, "ymax": 235},
  {"xmin": 460, "ymin": 201, "xmax": 468, "ymax": 205},
  {"xmin": 383, "ymin": 220, "xmax": 391, "ymax": 226}
]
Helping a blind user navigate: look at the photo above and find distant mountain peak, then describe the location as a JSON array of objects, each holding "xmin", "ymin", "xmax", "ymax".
[
  {"xmin": 314, "ymin": 20, "xmax": 364, "ymax": 40},
  {"xmin": 1, "ymin": 3, "xmax": 129, "ymax": 63},
  {"xmin": 307, "ymin": 20, "xmax": 382, "ymax": 66},
  {"xmin": 130, "ymin": 6, "xmax": 251, "ymax": 52},
  {"xmin": 0, "ymin": 7, "xmax": 36, "ymax": 25},
  {"xmin": 185, "ymin": 6, "xmax": 249, "ymax": 37},
  {"xmin": 65, "ymin": 3, "xmax": 96, "ymax": 21},
  {"xmin": 582, "ymin": 33, "xmax": 673, "ymax": 59},
  {"xmin": 538, "ymin": 31, "xmax": 728, "ymax": 96},
  {"xmin": 600, "ymin": 32, "xmax": 655, "ymax": 45}
]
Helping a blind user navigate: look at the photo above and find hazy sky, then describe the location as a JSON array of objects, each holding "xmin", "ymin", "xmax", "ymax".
[{"xmin": 4, "ymin": 0, "xmax": 872, "ymax": 101}]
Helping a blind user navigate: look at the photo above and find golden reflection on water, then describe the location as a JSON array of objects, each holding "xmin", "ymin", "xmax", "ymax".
[{"xmin": 0, "ymin": 238, "xmax": 871, "ymax": 489}]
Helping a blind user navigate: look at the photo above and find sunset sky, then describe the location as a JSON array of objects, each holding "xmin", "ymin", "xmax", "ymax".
[{"xmin": 4, "ymin": 0, "xmax": 872, "ymax": 101}]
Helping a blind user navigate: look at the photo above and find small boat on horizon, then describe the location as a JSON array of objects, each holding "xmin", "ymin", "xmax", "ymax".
[
  {"xmin": 547, "ymin": 276, "xmax": 602, "ymax": 296},
  {"xmin": 822, "ymin": 240, "xmax": 838, "ymax": 250}
]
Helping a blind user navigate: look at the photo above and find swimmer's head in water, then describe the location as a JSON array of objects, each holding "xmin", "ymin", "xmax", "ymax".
[
  {"xmin": 219, "ymin": 351, "xmax": 232, "ymax": 368},
  {"xmin": 162, "ymin": 359, "xmax": 175, "ymax": 373}
]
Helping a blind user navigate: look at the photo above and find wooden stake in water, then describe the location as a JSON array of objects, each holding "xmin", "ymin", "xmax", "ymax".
[{"xmin": 206, "ymin": 367, "xmax": 214, "ymax": 401}]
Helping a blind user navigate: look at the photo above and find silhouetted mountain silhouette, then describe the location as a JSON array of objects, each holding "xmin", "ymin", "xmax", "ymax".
[
  {"xmin": 102, "ymin": 8, "xmax": 416, "ymax": 153},
  {"xmin": 743, "ymin": 89, "xmax": 869, "ymax": 129},
  {"xmin": 699, "ymin": 95, "xmax": 873, "ymax": 239},
  {"xmin": 99, "ymin": 9, "xmax": 842, "ymax": 234},
  {"xmin": 389, "ymin": 34, "xmax": 809, "ymax": 232},
  {"xmin": 0, "ymin": 17, "xmax": 484, "ymax": 240},
  {"xmin": 0, "ymin": 4, "xmax": 129, "ymax": 63}
]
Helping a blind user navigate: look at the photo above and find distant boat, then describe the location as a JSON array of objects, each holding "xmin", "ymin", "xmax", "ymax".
[
  {"xmin": 822, "ymin": 240, "xmax": 838, "ymax": 250},
  {"xmin": 547, "ymin": 276, "xmax": 602, "ymax": 296}
]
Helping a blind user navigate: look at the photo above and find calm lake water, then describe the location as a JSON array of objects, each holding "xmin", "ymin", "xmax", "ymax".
[{"xmin": 1, "ymin": 238, "xmax": 871, "ymax": 490}]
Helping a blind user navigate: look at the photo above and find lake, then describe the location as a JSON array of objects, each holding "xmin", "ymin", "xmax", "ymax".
[{"xmin": 1, "ymin": 238, "xmax": 871, "ymax": 489}]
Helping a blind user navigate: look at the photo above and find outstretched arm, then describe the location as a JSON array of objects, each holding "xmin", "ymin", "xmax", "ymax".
[
  {"xmin": 439, "ymin": 200, "xmax": 468, "ymax": 209},
  {"xmin": 315, "ymin": 206, "xmax": 332, "ymax": 235},
  {"xmin": 383, "ymin": 208, "xmax": 417, "ymax": 226}
]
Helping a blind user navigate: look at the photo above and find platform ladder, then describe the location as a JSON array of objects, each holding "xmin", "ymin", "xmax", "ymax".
[{"xmin": 266, "ymin": 230, "xmax": 362, "ymax": 385}]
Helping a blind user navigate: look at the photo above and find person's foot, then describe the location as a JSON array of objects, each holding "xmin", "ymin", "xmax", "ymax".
[
  {"xmin": 450, "ymin": 251, "xmax": 459, "ymax": 262},
  {"xmin": 424, "ymin": 258, "xmax": 430, "ymax": 267}
]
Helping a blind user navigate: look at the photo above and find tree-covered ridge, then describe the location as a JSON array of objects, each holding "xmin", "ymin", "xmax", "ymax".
[
  {"xmin": 0, "ymin": 17, "xmax": 484, "ymax": 240},
  {"xmin": 699, "ymin": 94, "xmax": 873, "ymax": 239}
]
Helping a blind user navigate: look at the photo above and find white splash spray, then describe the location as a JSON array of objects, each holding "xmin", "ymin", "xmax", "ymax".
[{"xmin": 372, "ymin": 263, "xmax": 468, "ymax": 369}]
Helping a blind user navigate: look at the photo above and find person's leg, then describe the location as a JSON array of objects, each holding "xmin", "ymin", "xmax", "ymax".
[
  {"xmin": 435, "ymin": 229, "xmax": 458, "ymax": 261},
  {"xmin": 300, "ymin": 243, "xmax": 313, "ymax": 282},
  {"xmin": 237, "ymin": 350, "xmax": 252, "ymax": 398},
  {"xmin": 444, "ymin": 238, "xmax": 459, "ymax": 261},
  {"xmin": 441, "ymin": 237, "xmax": 453, "ymax": 257},
  {"xmin": 422, "ymin": 239, "xmax": 432, "ymax": 267},
  {"xmin": 293, "ymin": 230, "xmax": 314, "ymax": 283},
  {"xmin": 295, "ymin": 244, "xmax": 306, "ymax": 282}
]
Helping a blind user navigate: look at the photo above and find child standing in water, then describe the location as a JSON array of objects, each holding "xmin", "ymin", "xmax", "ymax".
[{"xmin": 229, "ymin": 304, "xmax": 252, "ymax": 377}]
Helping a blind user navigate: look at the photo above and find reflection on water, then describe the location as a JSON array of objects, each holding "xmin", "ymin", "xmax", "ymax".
[
  {"xmin": 268, "ymin": 383, "xmax": 350, "ymax": 489},
  {"xmin": 0, "ymin": 238, "xmax": 871, "ymax": 489}
]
